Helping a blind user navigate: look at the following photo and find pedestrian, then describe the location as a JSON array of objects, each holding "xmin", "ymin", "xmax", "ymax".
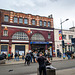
[
  {"xmin": 25, "ymin": 52, "xmax": 31, "ymax": 65},
  {"xmin": 59, "ymin": 51, "xmax": 62, "ymax": 58},
  {"xmin": 66, "ymin": 51, "xmax": 71, "ymax": 59},
  {"xmin": 17, "ymin": 53, "xmax": 20, "ymax": 61},
  {"xmin": 11, "ymin": 52, "xmax": 13, "ymax": 59},
  {"xmin": 47, "ymin": 51, "xmax": 50, "ymax": 61},
  {"xmin": 2, "ymin": 52, "xmax": 7, "ymax": 59},
  {"xmin": 22, "ymin": 53, "xmax": 24, "ymax": 60},
  {"xmin": 33, "ymin": 51, "xmax": 37, "ymax": 63},
  {"xmin": 37, "ymin": 52, "xmax": 47, "ymax": 75},
  {"xmin": 14, "ymin": 53, "xmax": 17, "ymax": 61},
  {"xmin": 30, "ymin": 50, "xmax": 33, "ymax": 63},
  {"xmin": 8, "ymin": 53, "xmax": 11, "ymax": 60},
  {"xmin": 44, "ymin": 51, "xmax": 48, "ymax": 57}
]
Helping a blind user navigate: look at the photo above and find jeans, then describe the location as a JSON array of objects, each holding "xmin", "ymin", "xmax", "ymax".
[
  {"xmin": 31, "ymin": 56, "xmax": 33, "ymax": 62},
  {"xmin": 39, "ymin": 66, "xmax": 46, "ymax": 75},
  {"xmin": 68, "ymin": 55, "xmax": 70, "ymax": 59},
  {"xmin": 17, "ymin": 57, "xmax": 19, "ymax": 61},
  {"xmin": 14, "ymin": 57, "xmax": 17, "ymax": 61}
]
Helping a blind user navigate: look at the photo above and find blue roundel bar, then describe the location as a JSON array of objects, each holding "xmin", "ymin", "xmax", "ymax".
[{"xmin": 30, "ymin": 42, "xmax": 49, "ymax": 44}]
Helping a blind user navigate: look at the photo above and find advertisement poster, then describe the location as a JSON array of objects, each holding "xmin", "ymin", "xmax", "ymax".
[
  {"xmin": 19, "ymin": 51, "xmax": 24, "ymax": 55},
  {"xmin": 1, "ymin": 51, "xmax": 7, "ymax": 54}
]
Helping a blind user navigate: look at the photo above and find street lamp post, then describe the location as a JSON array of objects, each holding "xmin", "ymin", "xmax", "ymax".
[{"xmin": 60, "ymin": 19, "xmax": 69, "ymax": 55}]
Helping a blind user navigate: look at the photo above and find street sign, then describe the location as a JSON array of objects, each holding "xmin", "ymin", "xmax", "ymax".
[{"xmin": 59, "ymin": 30, "xmax": 62, "ymax": 40}]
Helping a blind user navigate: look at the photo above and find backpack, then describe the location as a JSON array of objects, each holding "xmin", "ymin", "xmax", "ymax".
[{"xmin": 25, "ymin": 55, "xmax": 31, "ymax": 61}]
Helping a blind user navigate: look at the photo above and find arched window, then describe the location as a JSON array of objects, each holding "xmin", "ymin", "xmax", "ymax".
[
  {"xmin": 24, "ymin": 18, "xmax": 28, "ymax": 24},
  {"xmin": 14, "ymin": 17, "xmax": 18, "ymax": 23},
  {"xmin": 39, "ymin": 20, "xmax": 42, "ymax": 26},
  {"xmin": 32, "ymin": 19, "xmax": 36, "ymax": 25},
  {"xmin": 12, "ymin": 32, "xmax": 29, "ymax": 40},
  {"xmin": 48, "ymin": 21, "xmax": 51, "ymax": 27},
  {"xmin": 31, "ymin": 33, "xmax": 45, "ymax": 41},
  {"xmin": 44, "ymin": 21, "xmax": 46, "ymax": 26},
  {"xmin": 19, "ymin": 17, "xmax": 23, "ymax": 23}
]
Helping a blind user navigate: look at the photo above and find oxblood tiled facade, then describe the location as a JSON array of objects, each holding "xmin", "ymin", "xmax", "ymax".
[{"xmin": 0, "ymin": 9, "xmax": 55, "ymax": 56}]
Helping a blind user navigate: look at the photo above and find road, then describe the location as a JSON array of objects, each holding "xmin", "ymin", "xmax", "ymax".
[{"xmin": 0, "ymin": 59, "xmax": 75, "ymax": 75}]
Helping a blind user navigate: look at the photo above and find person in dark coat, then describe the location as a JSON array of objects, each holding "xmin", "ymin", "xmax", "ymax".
[
  {"xmin": 30, "ymin": 51, "xmax": 33, "ymax": 63},
  {"xmin": 25, "ymin": 52, "xmax": 31, "ymax": 65},
  {"xmin": 2, "ymin": 53, "xmax": 7, "ymax": 59},
  {"xmin": 14, "ymin": 53, "xmax": 17, "ymax": 61},
  {"xmin": 37, "ymin": 52, "xmax": 47, "ymax": 75}
]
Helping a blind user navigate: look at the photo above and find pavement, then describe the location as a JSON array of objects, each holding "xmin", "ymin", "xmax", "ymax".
[
  {"xmin": 0, "ymin": 58, "xmax": 75, "ymax": 75},
  {"xmin": 29, "ymin": 68, "xmax": 75, "ymax": 75},
  {"xmin": 0, "ymin": 57, "xmax": 68, "ymax": 65}
]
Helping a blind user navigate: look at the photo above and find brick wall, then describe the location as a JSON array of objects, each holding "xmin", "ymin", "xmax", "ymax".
[{"xmin": 0, "ymin": 9, "xmax": 54, "ymax": 28}]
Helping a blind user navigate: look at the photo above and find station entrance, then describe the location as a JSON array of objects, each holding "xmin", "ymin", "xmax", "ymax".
[
  {"xmin": 15, "ymin": 45, "xmax": 25, "ymax": 55},
  {"xmin": 31, "ymin": 44, "xmax": 45, "ymax": 53}
]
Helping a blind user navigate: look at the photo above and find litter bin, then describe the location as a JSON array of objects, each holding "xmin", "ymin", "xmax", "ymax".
[{"xmin": 37, "ymin": 66, "xmax": 56, "ymax": 75}]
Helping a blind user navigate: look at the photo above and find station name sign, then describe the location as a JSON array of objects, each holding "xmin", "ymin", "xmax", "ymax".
[{"xmin": 30, "ymin": 42, "xmax": 49, "ymax": 44}]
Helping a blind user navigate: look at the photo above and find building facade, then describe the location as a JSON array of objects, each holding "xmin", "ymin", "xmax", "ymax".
[
  {"xmin": 54, "ymin": 27, "xmax": 75, "ymax": 56},
  {"xmin": 0, "ymin": 9, "xmax": 55, "ymax": 56}
]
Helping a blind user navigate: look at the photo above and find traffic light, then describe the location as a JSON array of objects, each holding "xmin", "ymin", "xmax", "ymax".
[{"xmin": 62, "ymin": 40, "xmax": 64, "ymax": 48}]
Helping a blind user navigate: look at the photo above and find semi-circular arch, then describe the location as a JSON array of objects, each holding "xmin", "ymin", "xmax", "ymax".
[
  {"xmin": 12, "ymin": 32, "xmax": 29, "ymax": 40},
  {"xmin": 31, "ymin": 33, "xmax": 45, "ymax": 41}
]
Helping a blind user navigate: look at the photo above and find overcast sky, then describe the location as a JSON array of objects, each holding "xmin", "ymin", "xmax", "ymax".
[{"xmin": 0, "ymin": 0, "xmax": 75, "ymax": 30}]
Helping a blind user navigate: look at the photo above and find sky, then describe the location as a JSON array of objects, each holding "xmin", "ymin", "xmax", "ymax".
[{"xmin": 0, "ymin": 0, "xmax": 75, "ymax": 30}]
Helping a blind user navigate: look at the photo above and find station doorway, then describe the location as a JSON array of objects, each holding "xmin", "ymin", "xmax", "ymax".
[
  {"xmin": 31, "ymin": 44, "xmax": 45, "ymax": 53},
  {"xmin": 15, "ymin": 45, "xmax": 25, "ymax": 55}
]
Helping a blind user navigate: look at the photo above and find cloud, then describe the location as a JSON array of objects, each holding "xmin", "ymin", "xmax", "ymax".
[
  {"xmin": 0, "ymin": 0, "xmax": 75, "ymax": 29},
  {"xmin": 13, "ymin": 0, "xmax": 35, "ymax": 7},
  {"xmin": 49, "ymin": 0, "xmax": 58, "ymax": 2}
]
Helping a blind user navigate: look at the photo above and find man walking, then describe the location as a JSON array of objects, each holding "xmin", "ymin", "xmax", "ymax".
[{"xmin": 37, "ymin": 52, "xmax": 47, "ymax": 75}]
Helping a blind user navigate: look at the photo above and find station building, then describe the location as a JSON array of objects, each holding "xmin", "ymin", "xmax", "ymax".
[{"xmin": 0, "ymin": 9, "xmax": 55, "ymax": 56}]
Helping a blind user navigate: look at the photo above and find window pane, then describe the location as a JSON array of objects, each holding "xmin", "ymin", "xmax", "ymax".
[
  {"xmin": 44, "ymin": 21, "xmax": 46, "ymax": 26},
  {"xmin": 4, "ymin": 15, "xmax": 9, "ymax": 22},
  {"xmin": 31, "ymin": 33, "xmax": 45, "ymax": 41},
  {"xmin": 1, "ymin": 45, "xmax": 8, "ymax": 51},
  {"xmin": 12, "ymin": 32, "xmax": 29, "ymax": 40},
  {"xmin": 40, "ymin": 20, "xmax": 42, "ymax": 26},
  {"xmin": 19, "ymin": 18, "xmax": 23, "ymax": 23},
  {"xmin": 32, "ymin": 19, "xmax": 35, "ymax": 25},
  {"xmin": 48, "ymin": 22, "xmax": 50, "ymax": 27},
  {"xmin": 48, "ymin": 33, "xmax": 51, "ymax": 39},
  {"xmin": 69, "ymin": 35, "xmax": 73, "ymax": 39},
  {"xmin": 63, "ymin": 35, "xmax": 66, "ymax": 39},
  {"xmin": 24, "ymin": 18, "xmax": 28, "ymax": 24},
  {"xmin": 14, "ymin": 17, "xmax": 18, "ymax": 23},
  {"xmin": 3, "ymin": 30, "xmax": 8, "ymax": 36}
]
